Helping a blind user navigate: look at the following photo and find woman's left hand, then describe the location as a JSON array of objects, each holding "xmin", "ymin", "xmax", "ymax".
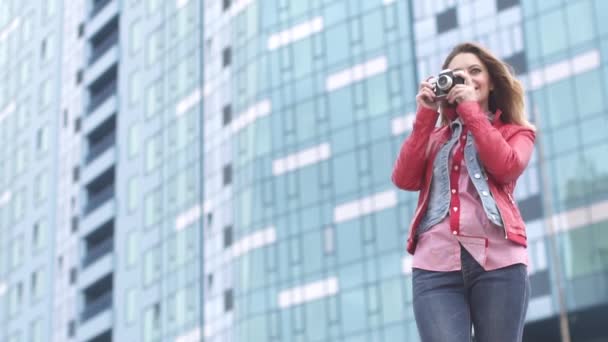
[{"xmin": 446, "ymin": 70, "xmax": 478, "ymax": 105}]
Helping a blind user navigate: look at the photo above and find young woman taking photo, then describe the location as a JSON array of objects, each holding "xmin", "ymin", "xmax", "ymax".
[{"xmin": 392, "ymin": 42, "xmax": 536, "ymax": 342}]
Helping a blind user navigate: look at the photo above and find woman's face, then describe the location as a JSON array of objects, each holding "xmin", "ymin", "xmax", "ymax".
[{"xmin": 447, "ymin": 52, "xmax": 494, "ymax": 111}]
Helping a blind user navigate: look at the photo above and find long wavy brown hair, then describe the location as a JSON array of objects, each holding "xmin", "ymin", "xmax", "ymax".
[{"xmin": 439, "ymin": 42, "xmax": 534, "ymax": 129}]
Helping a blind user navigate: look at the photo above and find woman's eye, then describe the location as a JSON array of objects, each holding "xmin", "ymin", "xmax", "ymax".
[{"xmin": 470, "ymin": 69, "xmax": 480, "ymax": 74}]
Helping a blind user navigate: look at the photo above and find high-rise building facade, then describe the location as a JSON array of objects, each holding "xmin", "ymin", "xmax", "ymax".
[{"xmin": 1, "ymin": 0, "xmax": 607, "ymax": 341}]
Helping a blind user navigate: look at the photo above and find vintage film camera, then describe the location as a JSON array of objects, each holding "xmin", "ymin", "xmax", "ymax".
[{"xmin": 432, "ymin": 69, "xmax": 465, "ymax": 100}]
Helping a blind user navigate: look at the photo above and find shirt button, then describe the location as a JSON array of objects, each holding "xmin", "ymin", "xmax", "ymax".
[
  {"xmin": 482, "ymin": 191, "xmax": 489, "ymax": 196},
  {"xmin": 453, "ymin": 206, "xmax": 458, "ymax": 212},
  {"xmin": 474, "ymin": 173, "xmax": 481, "ymax": 179},
  {"xmin": 452, "ymin": 231, "xmax": 458, "ymax": 235},
  {"xmin": 451, "ymin": 189, "xmax": 456, "ymax": 194},
  {"xmin": 454, "ymin": 165, "xmax": 459, "ymax": 171}
]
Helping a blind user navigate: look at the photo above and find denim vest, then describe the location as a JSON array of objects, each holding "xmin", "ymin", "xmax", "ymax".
[{"xmin": 416, "ymin": 119, "xmax": 504, "ymax": 236}]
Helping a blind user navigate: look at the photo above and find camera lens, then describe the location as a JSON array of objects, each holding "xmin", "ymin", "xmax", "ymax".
[{"xmin": 436, "ymin": 75, "xmax": 452, "ymax": 90}]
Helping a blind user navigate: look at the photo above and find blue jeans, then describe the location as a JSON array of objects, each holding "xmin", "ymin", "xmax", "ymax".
[{"xmin": 412, "ymin": 245, "xmax": 530, "ymax": 342}]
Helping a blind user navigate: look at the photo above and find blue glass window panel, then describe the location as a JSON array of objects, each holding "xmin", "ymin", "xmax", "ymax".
[
  {"xmin": 293, "ymin": 39, "xmax": 313, "ymax": 79},
  {"xmin": 370, "ymin": 138, "xmax": 393, "ymax": 187},
  {"xmin": 336, "ymin": 219, "xmax": 364, "ymax": 264},
  {"xmin": 565, "ymin": 1, "xmax": 594, "ymax": 46},
  {"xmin": 545, "ymin": 79, "xmax": 576, "ymax": 128},
  {"xmin": 332, "ymin": 150, "xmax": 358, "ymax": 198},
  {"xmin": 595, "ymin": 0, "xmax": 608, "ymax": 36},
  {"xmin": 305, "ymin": 300, "xmax": 328, "ymax": 341},
  {"xmin": 300, "ymin": 205, "xmax": 322, "ymax": 232},
  {"xmin": 366, "ymin": 73, "xmax": 390, "ymax": 117},
  {"xmin": 325, "ymin": 24, "xmax": 350, "ymax": 67},
  {"xmin": 378, "ymin": 251, "xmax": 401, "ymax": 279},
  {"xmin": 329, "ymin": 87, "xmax": 354, "ymax": 130},
  {"xmin": 362, "ymin": 9, "xmax": 384, "ymax": 53},
  {"xmin": 323, "ymin": 0, "xmax": 348, "ymax": 27},
  {"xmin": 299, "ymin": 166, "xmax": 321, "ymax": 207},
  {"xmin": 294, "ymin": 99, "xmax": 317, "ymax": 142},
  {"xmin": 384, "ymin": 323, "xmax": 408, "ymax": 341},
  {"xmin": 380, "ymin": 278, "xmax": 406, "ymax": 324},
  {"xmin": 340, "ymin": 288, "xmax": 367, "ymax": 335},
  {"xmin": 523, "ymin": 18, "xmax": 542, "ymax": 63},
  {"xmin": 580, "ymin": 114, "xmax": 608, "ymax": 147},
  {"xmin": 538, "ymin": 9, "xmax": 568, "ymax": 56},
  {"xmin": 374, "ymin": 208, "xmax": 401, "ymax": 253},
  {"xmin": 301, "ymin": 231, "xmax": 323, "ymax": 275},
  {"xmin": 338, "ymin": 262, "xmax": 365, "ymax": 291},
  {"xmin": 550, "ymin": 125, "xmax": 579, "ymax": 155},
  {"xmin": 574, "ymin": 70, "xmax": 604, "ymax": 117},
  {"xmin": 330, "ymin": 126, "xmax": 356, "ymax": 156},
  {"xmin": 294, "ymin": 74, "xmax": 315, "ymax": 103}
]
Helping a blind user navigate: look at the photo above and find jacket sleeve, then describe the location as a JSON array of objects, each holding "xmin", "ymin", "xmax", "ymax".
[
  {"xmin": 391, "ymin": 107, "xmax": 439, "ymax": 191},
  {"xmin": 456, "ymin": 101, "xmax": 535, "ymax": 184}
]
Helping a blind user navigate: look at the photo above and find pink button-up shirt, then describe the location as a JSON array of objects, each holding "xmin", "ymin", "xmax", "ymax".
[{"xmin": 412, "ymin": 126, "xmax": 528, "ymax": 272}]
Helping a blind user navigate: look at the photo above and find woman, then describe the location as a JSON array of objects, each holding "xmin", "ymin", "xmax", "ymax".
[{"xmin": 391, "ymin": 42, "xmax": 536, "ymax": 342}]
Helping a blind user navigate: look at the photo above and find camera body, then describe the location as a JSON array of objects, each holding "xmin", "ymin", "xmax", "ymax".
[{"xmin": 432, "ymin": 69, "xmax": 465, "ymax": 99}]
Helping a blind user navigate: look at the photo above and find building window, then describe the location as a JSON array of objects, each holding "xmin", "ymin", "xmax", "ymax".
[
  {"xmin": 223, "ymin": 225, "xmax": 232, "ymax": 248},
  {"xmin": 497, "ymin": 0, "xmax": 519, "ymax": 11},
  {"xmin": 222, "ymin": 47, "xmax": 231, "ymax": 67},
  {"xmin": 73, "ymin": 166, "xmax": 80, "ymax": 183},
  {"xmin": 222, "ymin": 0, "xmax": 231, "ymax": 11},
  {"xmin": 224, "ymin": 289, "xmax": 233, "ymax": 312},
  {"xmin": 206, "ymin": 213, "xmax": 213, "ymax": 230},
  {"xmin": 30, "ymin": 270, "xmax": 38, "ymax": 299},
  {"xmin": 222, "ymin": 104, "xmax": 232, "ymax": 126},
  {"xmin": 153, "ymin": 302, "xmax": 161, "ymax": 326},
  {"xmin": 78, "ymin": 23, "xmax": 84, "ymax": 38},
  {"xmin": 76, "ymin": 69, "xmax": 83, "ymax": 85},
  {"xmin": 41, "ymin": 39, "xmax": 47, "ymax": 59},
  {"xmin": 36, "ymin": 126, "xmax": 48, "ymax": 152},
  {"xmin": 32, "ymin": 219, "xmax": 46, "ymax": 251},
  {"xmin": 74, "ymin": 117, "xmax": 81, "ymax": 133},
  {"xmin": 223, "ymin": 164, "xmax": 232, "ymax": 186},
  {"xmin": 436, "ymin": 7, "xmax": 458, "ymax": 34},
  {"xmin": 32, "ymin": 223, "xmax": 40, "ymax": 248},
  {"xmin": 126, "ymin": 289, "xmax": 136, "ymax": 324},
  {"xmin": 69, "ymin": 268, "xmax": 77, "ymax": 284},
  {"xmin": 71, "ymin": 216, "xmax": 79, "ymax": 233},
  {"xmin": 63, "ymin": 110, "xmax": 69, "ymax": 128},
  {"xmin": 504, "ymin": 51, "xmax": 528, "ymax": 75},
  {"xmin": 68, "ymin": 320, "xmax": 76, "ymax": 338},
  {"xmin": 30, "ymin": 318, "xmax": 43, "ymax": 342},
  {"xmin": 207, "ymin": 273, "xmax": 213, "ymax": 289}
]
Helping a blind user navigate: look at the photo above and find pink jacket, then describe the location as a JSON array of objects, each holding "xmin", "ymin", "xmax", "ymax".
[{"xmin": 391, "ymin": 101, "xmax": 536, "ymax": 255}]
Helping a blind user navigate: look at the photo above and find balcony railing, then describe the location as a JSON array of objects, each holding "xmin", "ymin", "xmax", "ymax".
[
  {"xmin": 88, "ymin": 79, "xmax": 116, "ymax": 113},
  {"xmin": 81, "ymin": 291, "xmax": 112, "ymax": 322},
  {"xmin": 84, "ymin": 184, "xmax": 115, "ymax": 215},
  {"xmin": 90, "ymin": 0, "xmax": 112, "ymax": 18},
  {"xmin": 89, "ymin": 30, "xmax": 118, "ymax": 65},
  {"xmin": 86, "ymin": 131, "xmax": 116, "ymax": 164},
  {"xmin": 83, "ymin": 237, "xmax": 114, "ymax": 267}
]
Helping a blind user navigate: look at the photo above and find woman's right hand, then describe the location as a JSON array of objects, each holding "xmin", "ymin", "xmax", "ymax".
[{"xmin": 416, "ymin": 77, "xmax": 439, "ymax": 111}]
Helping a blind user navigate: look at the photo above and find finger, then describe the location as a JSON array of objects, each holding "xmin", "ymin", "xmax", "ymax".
[
  {"xmin": 419, "ymin": 81, "xmax": 432, "ymax": 90},
  {"xmin": 420, "ymin": 90, "xmax": 433, "ymax": 103},
  {"xmin": 421, "ymin": 90, "xmax": 436, "ymax": 104},
  {"xmin": 446, "ymin": 88, "xmax": 458, "ymax": 103},
  {"xmin": 449, "ymin": 89, "xmax": 463, "ymax": 104}
]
